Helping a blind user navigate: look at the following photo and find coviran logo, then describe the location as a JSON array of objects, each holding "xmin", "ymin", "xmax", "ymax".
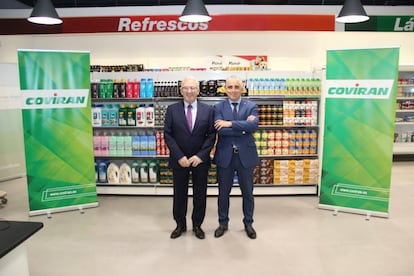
[
  {"xmin": 326, "ymin": 79, "xmax": 394, "ymax": 99},
  {"xmin": 22, "ymin": 89, "xmax": 89, "ymax": 109},
  {"xmin": 118, "ymin": 17, "xmax": 209, "ymax": 32}
]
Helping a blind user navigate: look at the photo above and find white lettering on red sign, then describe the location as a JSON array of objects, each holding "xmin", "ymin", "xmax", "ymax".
[{"xmin": 118, "ymin": 17, "xmax": 209, "ymax": 32}]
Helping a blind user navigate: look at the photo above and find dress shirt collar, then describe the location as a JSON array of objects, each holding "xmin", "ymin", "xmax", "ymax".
[
  {"xmin": 184, "ymin": 100, "xmax": 197, "ymax": 109},
  {"xmin": 228, "ymin": 99, "xmax": 241, "ymax": 106}
]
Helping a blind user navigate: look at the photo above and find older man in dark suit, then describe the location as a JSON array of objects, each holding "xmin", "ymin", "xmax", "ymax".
[
  {"xmin": 213, "ymin": 75, "xmax": 259, "ymax": 239},
  {"xmin": 164, "ymin": 76, "xmax": 215, "ymax": 239}
]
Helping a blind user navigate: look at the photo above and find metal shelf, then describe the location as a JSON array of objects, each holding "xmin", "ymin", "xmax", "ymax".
[
  {"xmin": 393, "ymin": 142, "xmax": 414, "ymax": 154},
  {"xmin": 396, "ymin": 97, "xmax": 414, "ymax": 100},
  {"xmin": 96, "ymin": 183, "xmax": 318, "ymax": 196},
  {"xmin": 95, "ymin": 155, "xmax": 167, "ymax": 159},
  {"xmin": 395, "ymin": 122, "xmax": 414, "ymax": 125},
  {"xmin": 395, "ymin": 109, "xmax": 414, "ymax": 113},
  {"xmin": 258, "ymin": 125, "xmax": 319, "ymax": 129}
]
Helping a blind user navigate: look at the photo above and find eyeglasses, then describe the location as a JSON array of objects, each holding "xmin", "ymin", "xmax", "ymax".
[
  {"xmin": 226, "ymin": 85, "xmax": 241, "ymax": 90},
  {"xmin": 181, "ymin": 86, "xmax": 198, "ymax": 91}
]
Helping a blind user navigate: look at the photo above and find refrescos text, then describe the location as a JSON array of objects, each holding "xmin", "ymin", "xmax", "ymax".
[{"xmin": 118, "ymin": 17, "xmax": 209, "ymax": 32}]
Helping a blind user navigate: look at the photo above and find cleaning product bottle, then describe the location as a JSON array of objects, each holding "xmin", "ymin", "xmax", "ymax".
[
  {"xmin": 145, "ymin": 104, "xmax": 155, "ymax": 127},
  {"xmin": 131, "ymin": 160, "xmax": 140, "ymax": 183},
  {"xmin": 136, "ymin": 104, "xmax": 146, "ymax": 127},
  {"xmin": 140, "ymin": 159, "xmax": 149, "ymax": 183},
  {"xmin": 149, "ymin": 159, "xmax": 158, "ymax": 183}
]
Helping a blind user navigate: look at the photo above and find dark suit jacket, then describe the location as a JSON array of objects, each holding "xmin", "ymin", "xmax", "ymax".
[
  {"xmin": 213, "ymin": 98, "xmax": 259, "ymax": 168},
  {"xmin": 164, "ymin": 100, "xmax": 216, "ymax": 169}
]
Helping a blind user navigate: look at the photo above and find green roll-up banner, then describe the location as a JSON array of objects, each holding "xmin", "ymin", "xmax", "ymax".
[
  {"xmin": 319, "ymin": 47, "xmax": 399, "ymax": 218},
  {"xmin": 18, "ymin": 50, "xmax": 98, "ymax": 216}
]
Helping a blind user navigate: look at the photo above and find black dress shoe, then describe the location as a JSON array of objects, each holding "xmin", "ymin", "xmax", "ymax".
[
  {"xmin": 170, "ymin": 226, "xmax": 186, "ymax": 239},
  {"xmin": 245, "ymin": 225, "xmax": 257, "ymax": 239},
  {"xmin": 214, "ymin": 225, "xmax": 228, "ymax": 238},
  {"xmin": 193, "ymin": 226, "xmax": 205, "ymax": 239}
]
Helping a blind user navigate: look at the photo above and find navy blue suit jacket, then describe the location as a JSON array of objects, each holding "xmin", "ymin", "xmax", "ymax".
[
  {"xmin": 164, "ymin": 100, "xmax": 216, "ymax": 169},
  {"xmin": 213, "ymin": 99, "xmax": 259, "ymax": 168}
]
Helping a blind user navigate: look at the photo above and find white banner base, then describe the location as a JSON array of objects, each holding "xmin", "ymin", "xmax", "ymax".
[
  {"xmin": 29, "ymin": 202, "xmax": 99, "ymax": 217},
  {"xmin": 318, "ymin": 204, "xmax": 389, "ymax": 219}
]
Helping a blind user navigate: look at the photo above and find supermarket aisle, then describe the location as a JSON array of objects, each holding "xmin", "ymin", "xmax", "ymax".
[{"xmin": 0, "ymin": 162, "xmax": 413, "ymax": 276}]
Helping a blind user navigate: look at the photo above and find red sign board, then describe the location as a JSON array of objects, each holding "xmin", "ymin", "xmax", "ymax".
[{"xmin": 0, "ymin": 14, "xmax": 335, "ymax": 35}]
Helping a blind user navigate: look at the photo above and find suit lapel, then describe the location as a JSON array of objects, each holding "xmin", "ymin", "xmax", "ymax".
[
  {"xmin": 236, "ymin": 99, "xmax": 247, "ymax": 120},
  {"xmin": 179, "ymin": 101, "xmax": 191, "ymax": 134},
  {"xmin": 224, "ymin": 100, "xmax": 233, "ymax": 120},
  {"xmin": 193, "ymin": 104, "xmax": 200, "ymax": 131}
]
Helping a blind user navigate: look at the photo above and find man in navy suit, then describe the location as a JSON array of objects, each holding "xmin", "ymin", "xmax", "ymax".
[
  {"xmin": 213, "ymin": 75, "xmax": 259, "ymax": 239},
  {"xmin": 164, "ymin": 76, "xmax": 215, "ymax": 239}
]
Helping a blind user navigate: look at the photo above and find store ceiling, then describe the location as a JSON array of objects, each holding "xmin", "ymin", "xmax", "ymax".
[{"xmin": 5, "ymin": 0, "xmax": 414, "ymax": 9}]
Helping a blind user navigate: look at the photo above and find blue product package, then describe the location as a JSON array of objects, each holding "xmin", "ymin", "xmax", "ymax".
[
  {"xmin": 110, "ymin": 104, "xmax": 119, "ymax": 126},
  {"xmin": 140, "ymin": 78, "xmax": 147, "ymax": 98},
  {"xmin": 148, "ymin": 134, "xmax": 156, "ymax": 156},
  {"xmin": 98, "ymin": 160, "xmax": 108, "ymax": 183},
  {"xmin": 101, "ymin": 104, "xmax": 111, "ymax": 127},
  {"xmin": 132, "ymin": 135, "xmax": 140, "ymax": 156},
  {"xmin": 146, "ymin": 78, "xmax": 154, "ymax": 98},
  {"xmin": 140, "ymin": 135, "xmax": 149, "ymax": 156}
]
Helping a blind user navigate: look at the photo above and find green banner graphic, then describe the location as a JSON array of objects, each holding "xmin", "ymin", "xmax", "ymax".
[
  {"xmin": 319, "ymin": 47, "xmax": 399, "ymax": 216},
  {"xmin": 18, "ymin": 50, "xmax": 98, "ymax": 214}
]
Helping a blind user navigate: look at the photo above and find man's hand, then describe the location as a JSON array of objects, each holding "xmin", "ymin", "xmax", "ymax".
[
  {"xmin": 214, "ymin": 119, "xmax": 232, "ymax": 130},
  {"xmin": 178, "ymin": 156, "xmax": 191, "ymax": 167},
  {"xmin": 189, "ymin": 155, "xmax": 202, "ymax": 167},
  {"xmin": 247, "ymin": 115, "xmax": 256, "ymax": 121}
]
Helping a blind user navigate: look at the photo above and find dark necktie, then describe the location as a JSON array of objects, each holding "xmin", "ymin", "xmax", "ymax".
[
  {"xmin": 186, "ymin": 104, "xmax": 193, "ymax": 132},
  {"xmin": 232, "ymin": 102, "xmax": 238, "ymax": 120}
]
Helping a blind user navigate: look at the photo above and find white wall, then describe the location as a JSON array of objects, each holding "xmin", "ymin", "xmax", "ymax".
[
  {"xmin": 0, "ymin": 5, "xmax": 413, "ymax": 69},
  {"xmin": 0, "ymin": 63, "xmax": 25, "ymax": 181},
  {"xmin": 0, "ymin": 31, "xmax": 413, "ymax": 70}
]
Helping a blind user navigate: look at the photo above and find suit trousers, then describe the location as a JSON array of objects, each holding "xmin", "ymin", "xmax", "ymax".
[
  {"xmin": 217, "ymin": 152, "xmax": 255, "ymax": 227},
  {"xmin": 172, "ymin": 164, "xmax": 208, "ymax": 228}
]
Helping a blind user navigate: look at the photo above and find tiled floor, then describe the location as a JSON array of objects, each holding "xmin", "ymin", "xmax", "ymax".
[{"xmin": 1, "ymin": 161, "xmax": 413, "ymax": 276}]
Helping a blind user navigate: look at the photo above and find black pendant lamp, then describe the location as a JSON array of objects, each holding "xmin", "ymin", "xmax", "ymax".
[
  {"xmin": 336, "ymin": 0, "xmax": 369, "ymax": 23},
  {"xmin": 28, "ymin": 0, "xmax": 63, "ymax": 25},
  {"xmin": 179, "ymin": 0, "xmax": 212, "ymax": 23}
]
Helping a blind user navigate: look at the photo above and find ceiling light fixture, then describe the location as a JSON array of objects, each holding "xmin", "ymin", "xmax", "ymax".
[
  {"xmin": 179, "ymin": 0, "xmax": 212, "ymax": 23},
  {"xmin": 27, "ymin": 0, "xmax": 63, "ymax": 25},
  {"xmin": 336, "ymin": 0, "xmax": 369, "ymax": 24}
]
